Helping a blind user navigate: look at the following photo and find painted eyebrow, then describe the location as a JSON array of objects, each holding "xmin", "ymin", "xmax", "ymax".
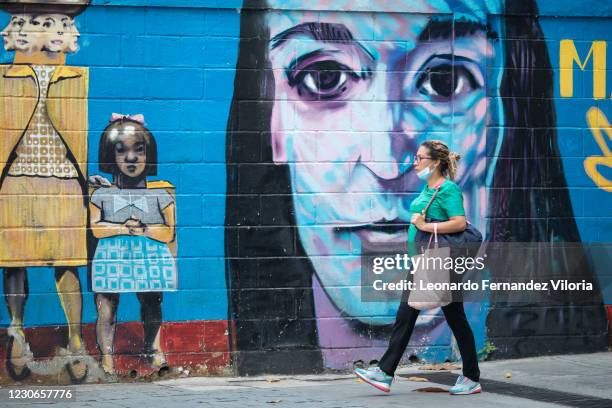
[{"xmin": 271, "ymin": 22, "xmax": 375, "ymax": 61}]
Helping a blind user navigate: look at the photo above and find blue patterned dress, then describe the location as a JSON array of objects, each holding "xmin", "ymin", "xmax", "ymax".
[{"xmin": 90, "ymin": 186, "xmax": 177, "ymax": 293}]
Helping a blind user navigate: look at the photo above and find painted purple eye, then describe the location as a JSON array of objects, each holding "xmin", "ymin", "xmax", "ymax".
[{"xmin": 290, "ymin": 60, "xmax": 358, "ymax": 100}]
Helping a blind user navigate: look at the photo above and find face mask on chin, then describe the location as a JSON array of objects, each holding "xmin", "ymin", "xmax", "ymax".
[{"xmin": 416, "ymin": 165, "xmax": 434, "ymax": 181}]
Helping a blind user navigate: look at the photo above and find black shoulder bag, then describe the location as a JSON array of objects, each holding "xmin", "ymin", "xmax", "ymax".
[{"xmin": 414, "ymin": 185, "xmax": 483, "ymax": 257}]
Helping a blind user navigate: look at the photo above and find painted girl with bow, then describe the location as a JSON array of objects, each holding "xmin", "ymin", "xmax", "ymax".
[{"xmin": 90, "ymin": 114, "xmax": 177, "ymax": 376}]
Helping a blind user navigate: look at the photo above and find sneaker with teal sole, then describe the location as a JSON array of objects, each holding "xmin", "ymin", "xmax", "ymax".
[
  {"xmin": 449, "ymin": 375, "xmax": 482, "ymax": 395},
  {"xmin": 354, "ymin": 366, "xmax": 393, "ymax": 393}
]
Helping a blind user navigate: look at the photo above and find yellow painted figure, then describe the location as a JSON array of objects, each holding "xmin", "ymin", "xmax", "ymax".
[{"xmin": 0, "ymin": 0, "xmax": 90, "ymax": 382}]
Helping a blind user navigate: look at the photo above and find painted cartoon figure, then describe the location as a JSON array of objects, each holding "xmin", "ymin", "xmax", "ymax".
[
  {"xmin": 0, "ymin": 0, "xmax": 90, "ymax": 382},
  {"xmin": 90, "ymin": 115, "xmax": 177, "ymax": 376},
  {"xmin": 226, "ymin": 0, "xmax": 608, "ymax": 373}
]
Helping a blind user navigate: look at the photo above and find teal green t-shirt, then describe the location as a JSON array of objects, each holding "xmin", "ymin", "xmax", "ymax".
[{"xmin": 407, "ymin": 179, "xmax": 465, "ymax": 251}]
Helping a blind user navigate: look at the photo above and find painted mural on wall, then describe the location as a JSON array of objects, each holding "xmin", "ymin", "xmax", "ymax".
[
  {"xmin": 225, "ymin": 0, "xmax": 610, "ymax": 373},
  {"xmin": 90, "ymin": 115, "xmax": 177, "ymax": 377},
  {"xmin": 0, "ymin": 0, "xmax": 91, "ymax": 382},
  {"xmin": 0, "ymin": 1, "xmax": 186, "ymax": 384},
  {"xmin": 0, "ymin": 0, "xmax": 609, "ymax": 385},
  {"xmin": 559, "ymin": 39, "xmax": 612, "ymax": 193}
]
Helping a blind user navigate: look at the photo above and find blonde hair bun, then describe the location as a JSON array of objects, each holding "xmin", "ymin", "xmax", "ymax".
[{"xmin": 450, "ymin": 152, "xmax": 461, "ymax": 162}]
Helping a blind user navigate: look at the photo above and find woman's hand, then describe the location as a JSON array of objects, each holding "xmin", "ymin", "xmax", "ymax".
[
  {"xmin": 411, "ymin": 213, "xmax": 427, "ymax": 230},
  {"xmin": 88, "ymin": 174, "xmax": 112, "ymax": 187},
  {"xmin": 125, "ymin": 218, "xmax": 146, "ymax": 236}
]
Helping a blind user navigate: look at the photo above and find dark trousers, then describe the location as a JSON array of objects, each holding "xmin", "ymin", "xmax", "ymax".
[{"xmin": 378, "ymin": 302, "xmax": 480, "ymax": 382}]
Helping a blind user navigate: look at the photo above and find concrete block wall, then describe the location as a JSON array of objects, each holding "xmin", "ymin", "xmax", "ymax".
[{"xmin": 0, "ymin": 0, "xmax": 610, "ymax": 383}]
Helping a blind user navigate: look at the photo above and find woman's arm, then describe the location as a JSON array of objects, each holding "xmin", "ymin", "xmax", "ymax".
[
  {"xmin": 89, "ymin": 203, "xmax": 130, "ymax": 238},
  {"xmin": 143, "ymin": 203, "xmax": 176, "ymax": 243},
  {"xmin": 411, "ymin": 213, "xmax": 467, "ymax": 234}
]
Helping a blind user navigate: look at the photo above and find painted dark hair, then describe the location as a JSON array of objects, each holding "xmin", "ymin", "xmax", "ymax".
[
  {"xmin": 224, "ymin": 0, "xmax": 323, "ymax": 375},
  {"xmin": 225, "ymin": 0, "xmax": 608, "ymax": 373},
  {"xmin": 98, "ymin": 119, "xmax": 157, "ymax": 176}
]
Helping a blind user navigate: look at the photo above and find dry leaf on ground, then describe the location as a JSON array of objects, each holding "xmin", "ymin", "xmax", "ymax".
[
  {"xmin": 414, "ymin": 387, "xmax": 448, "ymax": 393},
  {"xmin": 418, "ymin": 363, "xmax": 460, "ymax": 371},
  {"xmin": 406, "ymin": 376, "xmax": 429, "ymax": 382}
]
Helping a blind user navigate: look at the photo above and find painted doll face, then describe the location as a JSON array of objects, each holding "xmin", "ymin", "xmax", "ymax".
[
  {"xmin": 65, "ymin": 16, "xmax": 80, "ymax": 53},
  {"xmin": 0, "ymin": 13, "xmax": 79, "ymax": 53},
  {"xmin": 266, "ymin": 0, "xmax": 504, "ymax": 323},
  {"xmin": 112, "ymin": 126, "xmax": 148, "ymax": 179},
  {"xmin": 1, "ymin": 14, "xmax": 44, "ymax": 52},
  {"xmin": 39, "ymin": 14, "xmax": 79, "ymax": 53}
]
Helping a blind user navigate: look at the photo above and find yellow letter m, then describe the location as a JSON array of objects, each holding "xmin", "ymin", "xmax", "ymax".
[{"xmin": 560, "ymin": 40, "xmax": 607, "ymax": 99}]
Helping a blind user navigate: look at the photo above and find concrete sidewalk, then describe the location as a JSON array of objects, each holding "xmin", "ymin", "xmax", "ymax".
[{"xmin": 2, "ymin": 352, "xmax": 611, "ymax": 407}]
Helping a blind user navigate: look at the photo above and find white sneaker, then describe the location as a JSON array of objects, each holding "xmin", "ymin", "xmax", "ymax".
[{"xmin": 449, "ymin": 375, "xmax": 482, "ymax": 395}]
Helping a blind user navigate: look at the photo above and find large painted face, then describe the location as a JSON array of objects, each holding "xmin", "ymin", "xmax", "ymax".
[{"xmin": 266, "ymin": 0, "xmax": 504, "ymax": 323}]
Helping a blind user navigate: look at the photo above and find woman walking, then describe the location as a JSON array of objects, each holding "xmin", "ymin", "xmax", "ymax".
[{"xmin": 354, "ymin": 140, "xmax": 481, "ymax": 395}]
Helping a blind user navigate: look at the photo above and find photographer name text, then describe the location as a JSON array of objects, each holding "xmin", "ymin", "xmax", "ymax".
[{"xmin": 372, "ymin": 279, "xmax": 594, "ymax": 292}]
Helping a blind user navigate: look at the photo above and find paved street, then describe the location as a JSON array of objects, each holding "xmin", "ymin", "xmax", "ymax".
[{"xmin": 2, "ymin": 352, "xmax": 612, "ymax": 407}]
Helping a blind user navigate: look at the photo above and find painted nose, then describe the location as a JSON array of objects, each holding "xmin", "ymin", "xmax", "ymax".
[
  {"xmin": 356, "ymin": 69, "xmax": 421, "ymax": 180},
  {"xmin": 125, "ymin": 153, "xmax": 138, "ymax": 163},
  {"xmin": 359, "ymin": 102, "xmax": 419, "ymax": 180}
]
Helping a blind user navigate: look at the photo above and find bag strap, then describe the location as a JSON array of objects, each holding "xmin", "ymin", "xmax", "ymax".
[
  {"xmin": 420, "ymin": 178, "xmax": 445, "ymax": 217},
  {"xmin": 427, "ymin": 222, "xmax": 438, "ymax": 249}
]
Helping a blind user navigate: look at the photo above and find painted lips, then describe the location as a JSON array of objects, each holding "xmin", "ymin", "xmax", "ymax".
[
  {"xmin": 340, "ymin": 219, "xmax": 410, "ymax": 247},
  {"xmin": 355, "ymin": 225, "xmax": 409, "ymax": 246}
]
